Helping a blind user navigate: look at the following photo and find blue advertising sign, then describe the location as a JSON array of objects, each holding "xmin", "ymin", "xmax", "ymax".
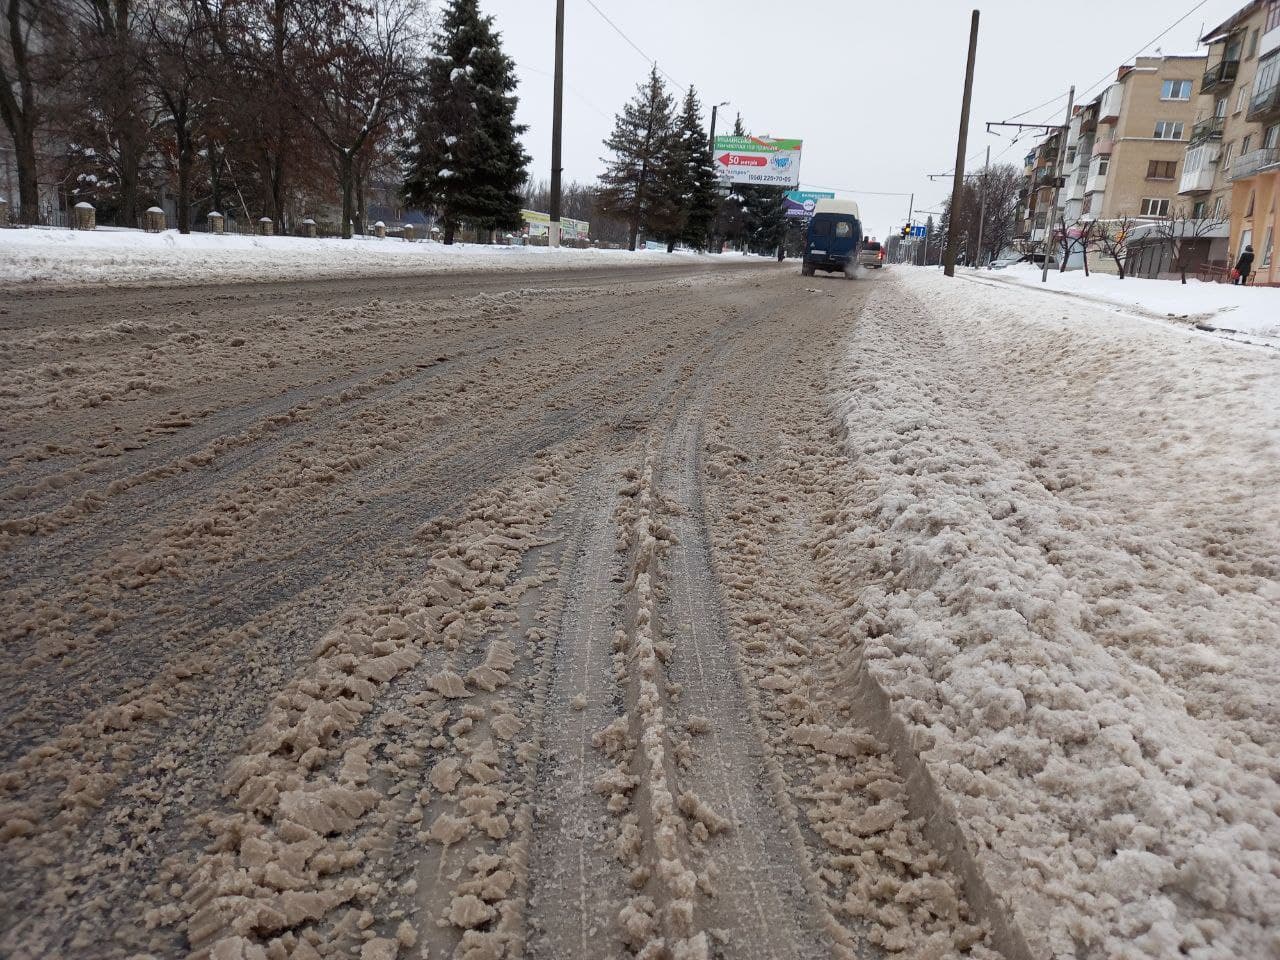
[
  {"xmin": 911, "ymin": 225, "xmax": 927, "ymax": 238},
  {"xmin": 783, "ymin": 190, "xmax": 836, "ymax": 219}
]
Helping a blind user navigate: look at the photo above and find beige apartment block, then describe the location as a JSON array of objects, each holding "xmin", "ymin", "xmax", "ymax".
[
  {"xmin": 1183, "ymin": 0, "xmax": 1280, "ymax": 284},
  {"xmin": 1082, "ymin": 55, "xmax": 1207, "ymax": 221}
]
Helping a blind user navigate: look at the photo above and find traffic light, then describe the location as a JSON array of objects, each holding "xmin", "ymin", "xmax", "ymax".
[{"xmin": 901, "ymin": 224, "xmax": 911, "ymax": 238}]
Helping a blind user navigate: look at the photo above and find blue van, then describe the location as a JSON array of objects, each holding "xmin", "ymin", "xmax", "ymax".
[{"xmin": 802, "ymin": 199, "xmax": 863, "ymax": 278}]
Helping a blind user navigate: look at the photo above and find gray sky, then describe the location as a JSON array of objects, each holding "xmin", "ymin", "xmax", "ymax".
[{"xmin": 481, "ymin": 0, "xmax": 1244, "ymax": 239}]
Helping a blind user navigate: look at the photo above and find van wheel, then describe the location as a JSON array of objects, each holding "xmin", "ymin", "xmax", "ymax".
[{"xmin": 801, "ymin": 263, "xmax": 814, "ymax": 276}]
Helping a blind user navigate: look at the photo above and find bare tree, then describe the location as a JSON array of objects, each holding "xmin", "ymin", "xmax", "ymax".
[
  {"xmin": 1095, "ymin": 215, "xmax": 1138, "ymax": 279},
  {"xmin": 1, "ymin": 0, "xmax": 70, "ymax": 223},
  {"xmin": 288, "ymin": 0, "xmax": 423, "ymax": 238},
  {"xmin": 1151, "ymin": 204, "xmax": 1228, "ymax": 284},
  {"xmin": 142, "ymin": 0, "xmax": 213, "ymax": 233}
]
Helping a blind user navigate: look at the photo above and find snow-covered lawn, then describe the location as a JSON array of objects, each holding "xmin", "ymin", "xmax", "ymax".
[
  {"xmin": 0, "ymin": 226, "xmax": 722, "ymax": 285},
  {"xmin": 830, "ymin": 269, "xmax": 1280, "ymax": 958},
  {"xmin": 981, "ymin": 262, "xmax": 1280, "ymax": 339}
]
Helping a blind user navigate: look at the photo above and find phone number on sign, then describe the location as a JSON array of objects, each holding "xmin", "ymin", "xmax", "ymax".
[{"xmin": 736, "ymin": 174, "xmax": 800, "ymax": 184}]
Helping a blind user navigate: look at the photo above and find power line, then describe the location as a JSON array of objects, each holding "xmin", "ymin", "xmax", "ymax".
[
  {"xmin": 580, "ymin": 0, "xmax": 687, "ymax": 92},
  {"xmin": 998, "ymin": 0, "xmax": 1212, "ymax": 131},
  {"xmin": 802, "ymin": 184, "xmax": 914, "ymax": 197}
]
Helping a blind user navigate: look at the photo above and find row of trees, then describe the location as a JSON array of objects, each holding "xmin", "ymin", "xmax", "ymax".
[
  {"xmin": 2, "ymin": 0, "xmax": 530, "ymax": 240},
  {"xmin": 596, "ymin": 65, "xmax": 787, "ymax": 254},
  {"xmin": 5, "ymin": 1, "xmax": 784, "ymax": 252}
]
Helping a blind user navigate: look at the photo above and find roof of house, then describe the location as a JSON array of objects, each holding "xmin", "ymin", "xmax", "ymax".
[{"xmin": 1202, "ymin": 1, "xmax": 1265, "ymax": 43}]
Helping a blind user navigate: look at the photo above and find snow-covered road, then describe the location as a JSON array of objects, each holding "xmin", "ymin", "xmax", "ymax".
[{"xmin": 1, "ymin": 262, "xmax": 1274, "ymax": 960}]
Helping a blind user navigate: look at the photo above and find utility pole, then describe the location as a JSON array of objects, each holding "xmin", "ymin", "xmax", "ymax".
[
  {"xmin": 1041, "ymin": 85, "xmax": 1075, "ymax": 283},
  {"xmin": 549, "ymin": 0, "xmax": 565, "ymax": 248},
  {"xmin": 944, "ymin": 9, "xmax": 979, "ymax": 277},
  {"xmin": 708, "ymin": 101, "xmax": 729, "ymax": 160},
  {"xmin": 974, "ymin": 145, "xmax": 990, "ymax": 267}
]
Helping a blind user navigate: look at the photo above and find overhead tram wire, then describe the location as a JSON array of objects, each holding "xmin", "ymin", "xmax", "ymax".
[
  {"xmin": 996, "ymin": 0, "xmax": 1213, "ymax": 132},
  {"xmin": 581, "ymin": 0, "xmax": 687, "ymax": 92}
]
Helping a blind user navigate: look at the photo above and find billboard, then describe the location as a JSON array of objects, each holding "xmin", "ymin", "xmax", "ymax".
[
  {"xmin": 713, "ymin": 136, "xmax": 803, "ymax": 187},
  {"xmin": 783, "ymin": 190, "xmax": 835, "ymax": 219},
  {"xmin": 521, "ymin": 209, "xmax": 589, "ymax": 240}
]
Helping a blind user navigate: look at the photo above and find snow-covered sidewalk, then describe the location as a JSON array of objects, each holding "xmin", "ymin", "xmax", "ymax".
[
  {"xmin": 978, "ymin": 262, "xmax": 1280, "ymax": 341},
  {"xmin": 828, "ymin": 269, "xmax": 1280, "ymax": 958},
  {"xmin": 0, "ymin": 226, "xmax": 722, "ymax": 286}
]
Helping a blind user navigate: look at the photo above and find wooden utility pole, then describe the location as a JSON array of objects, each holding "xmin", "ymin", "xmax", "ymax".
[
  {"xmin": 549, "ymin": 0, "xmax": 565, "ymax": 247},
  {"xmin": 944, "ymin": 9, "xmax": 979, "ymax": 277},
  {"xmin": 1041, "ymin": 85, "xmax": 1075, "ymax": 283},
  {"xmin": 975, "ymin": 145, "xmax": 990, "ymax": 266}
]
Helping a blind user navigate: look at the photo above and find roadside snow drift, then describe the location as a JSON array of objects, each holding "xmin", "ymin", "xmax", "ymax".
[
  {"xmin": 828, "ymin": 269, "xmax": 1280, "ymax": 958},
  {"xmin": 0, "ymin": 226, "xmax": 720, "ymax": 285},
  {"xmin": 990, "ymin": 263, "xmax": 1280, "ymax": 339}
]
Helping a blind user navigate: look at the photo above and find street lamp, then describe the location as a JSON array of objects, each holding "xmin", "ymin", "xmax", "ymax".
[{"xmin": 708, "ymin": 101, "xmax": 730, "ymax": 160}]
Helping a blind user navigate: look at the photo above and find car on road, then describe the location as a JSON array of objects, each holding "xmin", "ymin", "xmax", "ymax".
[
  {"xmin": 857, "ymin": 239, "xmax": 885, "ymax": 270},
  {"xmin": 801, "ymin": 199, "xmax": 862, "ymax": 278}
]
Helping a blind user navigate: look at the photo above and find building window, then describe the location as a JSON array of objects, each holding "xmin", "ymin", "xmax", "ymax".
[
  {"xmin": 1246, "ymin": 190, "xmax": 1255, "ymax": 217},
  {"xmin": 1193, "ymin": 200, "xmax": 1206, "ymax": 218},
  {"xmin": 1243, "ymin": 133, "xmax": 1253, "ymax": 154},
  {"xmin": 1237, "ymin": 84, "xmax": 1251, "ymax": 112},
  {"xmin": 1266, "ymin": 123, "xmax": 1280, "ymax": 148},
  {"xmin": 1140, "ymin": 198, "xmax": 1171, "ymax": 217},
  {"xmin": 1223, "ymin": 141, "xmax": 1235, "ymax": 166},
  {"xmin": 1212, "ymin": 195, "xmax": 1225, "ymax": 218},
  {"xmin": 1262, "ymin": 227, "xmax": 1274, "ymax": 267},
  {"xmin": 1161, "ymin": 79, "xmax": 1193, "ymax": 100},
  {"xmin": 1267, "ymin": 0, "xmax": 1280, "ymax": 33},
  {"xmin": 1258, "ymin": 53, "xmax": 1280, "ymax": 98},
  {"xmin": 1082, "ymin": 195, "xmax": 1093, "ymax": 214},
  {"xmin": 1216, "ymin": 96, "xmax": 1228, "ymax": 117},
  {"xmin": 1248, "ymin": 29, "xmax": 1259, "ymax": 60},
  {"xmin": 1095, "ymin": 156, "xmax": 1110, "ymax": 175},
  {"xmin": 1146, "ymin": 160, "xmax": 1177, "ymax": 179},
  {"xmin": 1154, "ymin": 121, "xmax": 1184, "ymax": 139}
]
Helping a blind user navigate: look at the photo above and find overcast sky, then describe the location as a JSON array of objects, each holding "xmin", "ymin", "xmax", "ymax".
[{"xmin": 481, "ymin": 0, "xmax": 1243, "ymax": 239}]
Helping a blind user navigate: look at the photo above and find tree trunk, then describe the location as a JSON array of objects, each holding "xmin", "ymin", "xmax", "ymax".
[
  {"xmin": 666, "ymin": 237, "xmax": 675, "ymax": 253},
  {"xmin": 444, "ymin": 220, "xmax": 456, "ymax": 245},
  {"xmin": 118, "ymin": 125, "xmax": 144, "ymax": 228},
  {"xmin": 15, "ymin": 129, "xmax": 38, "ymax": 224},
  {"xmin": 339, "ymin": 151, "xmax": 354, "ymax": 239},
  {"xmin": 176, "ymin": 134, "xmax": 193, "ymax": 234},
  {"xmin": 354, "ymin": 163, "xmax": 366, "ymax": 236},
  {"xmin": 209, "ymin": 142, "xmax": 223, "ymax": 214},
  {"xmin": 271, "ymin": 153, "xmax": 286, "ymax": 233}
]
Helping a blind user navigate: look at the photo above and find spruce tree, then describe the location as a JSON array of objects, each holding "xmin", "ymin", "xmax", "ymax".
[
  {"xmin": 403, "ymin": 0, "xmax": 529, "ymax": 244},
  {"xmin": 670, "ymin": 87, "xmax": 720, "ymax": 252},
  {"xmin": 598, "ymin": 66, "xmax": 675, "ymax": 251}
]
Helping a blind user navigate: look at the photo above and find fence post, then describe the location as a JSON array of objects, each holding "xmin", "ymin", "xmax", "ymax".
[
  {"xmin": 374, "ymin": 220, "xmax": 386, "ymax": 239},
  {"xmin": 73, "ymin": 202, "xmax": 96, "ymax": 231},
  {"xmin": 301, "ymin": 217, "xmax": 317, "ymax": 238},
  {"xmin": 144, "ymin": 206, "xmax": 166, "ymax": 232},
  {"xmin": 0, "ymin": 196, "xmax": 8, "ymax": 225},
  {"xmin": 208, "ymin": 211, "xmax": 225, "ymax": 234},
  {"xmin": 403, "ymin": 224, "xmax": 414, "ymax": 242},
  {"xmin": 257, "ymin": 217, "xmax": 273, "ymax": 236}
]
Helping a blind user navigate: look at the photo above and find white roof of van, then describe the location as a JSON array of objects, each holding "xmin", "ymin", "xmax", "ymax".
[{"xmin": 813, "ymin": 198, "xmax": 860, "ymax": 218}]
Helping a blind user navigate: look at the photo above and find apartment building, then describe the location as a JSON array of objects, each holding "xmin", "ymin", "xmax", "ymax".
[
  {"xmin": 1019, "ymin": 55, "xmax": 1205, "ymax": 239},
  {"xmin": 1080, "ymin": 55, "xmax": 1207, "ymax": 221},
  {"xmin": 1183, "ymin": 0, "xmax": 1280, "ymax": 284}
]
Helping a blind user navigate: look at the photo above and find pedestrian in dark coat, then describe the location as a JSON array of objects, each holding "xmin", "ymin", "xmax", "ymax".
[{"xmin": 1234, "ymin": 244, "xmax": 1254, "ymax": 285}]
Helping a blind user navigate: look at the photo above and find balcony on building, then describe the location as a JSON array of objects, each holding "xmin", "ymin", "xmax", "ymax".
[
  {"xmin": 1246, "ymin": 83, "xmax": 1280, "ymax": 123},
  {"xmin": 1189, "ymin": 115, "xmax": 1225, "ymax": 143},
  {"xmin": 1179, "ymin": 142, "xmax": 1220, "ymax": 193},
  {"xmin": 1200, "ymin": 58, "xmax": 1239, "ymax": 94},
  {"xmin": 1091, "ymin": 137, "xmax": 1114, "ymax": 158},
  {"xmin": 1085, "ymin": 169, "xmax": 1107, "ymax": 195},
  {"xmin": 1098, "ymin": 84, "xmax": 1123, "ymax": 124},
  {"xmin": 1229, "ymin": 147, "xmax": 1280, "ymax": 181},
  {"xmin": 1263, "ymin": 21, "xmax": 1280, "ymax": 59}
]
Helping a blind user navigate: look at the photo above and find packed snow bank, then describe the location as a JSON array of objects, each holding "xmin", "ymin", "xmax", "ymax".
[
  {"xmin": 985, "ymin": 263, "xmax": 1280, "ymax": 338},
  {"xmin": 0, "ymin": 226, "xmax": 723, "ymax": 286},
  {"xmin": 828, "ymin": 270, "xmax": 1280, "ymax": 958}
]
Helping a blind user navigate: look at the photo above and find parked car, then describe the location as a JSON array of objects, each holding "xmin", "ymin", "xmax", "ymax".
[
  {"xmin": 801, "ymin": 199, "xmax": 862, "ymax": 278},
  {"xmin": 988, "ymin": 256, "xmax": 1023, "ymax": 270},
  {"xmin": 857, "ymin": 239, "xmax": 885, "ymax": 270}
]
